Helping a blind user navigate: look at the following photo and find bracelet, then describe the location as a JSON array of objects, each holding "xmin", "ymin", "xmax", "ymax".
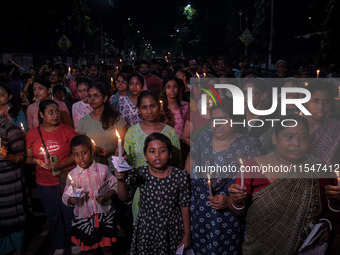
[
  {"xmin": 14, "ymin": 155, "xmax": 19, "ymax": 164},
  {"xmin": 231, "ymin": 201, "xmax": 245, "ymax": 210},
  {"xmin": 328, "ymin": 200, "xmax": 340, "ymax": 213},
  {"xmin": 319, "ymin": 217, "xmax": 332, "ymax": 232}
]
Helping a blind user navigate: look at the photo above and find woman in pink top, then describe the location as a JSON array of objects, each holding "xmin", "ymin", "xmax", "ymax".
[
  {"xmin": 161, "ymin": 75, "xmax": 188, "ymax": 139},
  {"xmin": 72, "ymin": 77, "xmax": 93, "ymax": 131},
  {"xmin": 26, "ymin": 75, "xmax": 73, "ymax": 130}
]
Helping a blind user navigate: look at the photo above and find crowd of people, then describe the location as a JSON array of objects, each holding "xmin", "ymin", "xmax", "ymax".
[{"xmin": 0, "ymin": 55, "xmax": 339, "ymax": 255}]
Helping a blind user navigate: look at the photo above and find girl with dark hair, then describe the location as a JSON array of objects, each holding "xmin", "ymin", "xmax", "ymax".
[
  {"xmin": 118, "ymin": 72, "xmax": 144, "ymax": 126},
  {"xmin": 26, "ymin": 75, "xmax": 73, "ymax": 130},
  {"xmin": 77, "ymin": 82, "xmax": 127, "ymax": 166},
  {"xmin": 72, "ymin": 77, "xmax": 93, "ymax": 131},
  {"xmin": 123, "ymin": 90, "xmax": 182, "ymax": 225},
  {"xmin": 25, "ymin": 99, "xmax": 77, "ymax": 255},
  {"xmin": 0, "ymin": 83, "xmax": 27, "ymax": 131},
  {"xmin": 161, "ymin": 75, "xmax": 189, "ymax": 138},
  {"xmin": 110, "ymin": 72, "xmax": 129, "ymax": 111},
  {"xmin": 116, "ymin": 133, "xmax": 190, "ymax": 254}
]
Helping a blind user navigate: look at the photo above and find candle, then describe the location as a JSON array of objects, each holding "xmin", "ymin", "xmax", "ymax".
[
  {"xmin": 20, "ymin": 122, "xmax": 25, "ymax": 134},
  {"xmin": 68, "ymin": 66, "xmax": 71, "ymax": 75},
  {"xmin": 304, "ymin": 82, "xmax": 309, "ymax": 87},
  {"xmin": 40, "ymin": 147, "xmax": 48, "ymax": 164},
  {"xmin": 336, "ymin": 172, "xmax": 340, "ymax": 188},
  {"xmin": 203, "ymin": 72, "xmax": 206, "ymax": 78},
  {"xmin": 68, "ymin": 175, "xmax": 76, "ymax": 193},
  {"xmin": 316, "ymin": 69, "xmax": 320, "ymax": 78},
  {"xmin": 110, "ymin": 77, "xmax": 114, "ymax": 85},
  {"xmin": 207, "ymin": 173, "xmax": 213, "ymax": 197},
  {"xmin": 239, "ymin": 158, "xmax": 245, "ymax": 187},
  {"xmin": 159, "ymin": 100, "xmax": 163, "ymax": 111},
  {"xmin": 196, "ymin": 72, "xmax": 200, "ymax": 88},
  {"xmin": 91, "ymin": 139, "xmax": 96, "ymax": 148},
  {"xmin": 115, "ymin": 129, "xmax": 123, "ymax": 164},
  {"xmin": 119, "ymin": 59, "xmax": 122, "ymax": 63}
]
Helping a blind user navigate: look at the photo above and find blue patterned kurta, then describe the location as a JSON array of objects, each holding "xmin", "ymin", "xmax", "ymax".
[{"xmin": 190, "ymin": 129, "xmax": 261, "ymax": 255}]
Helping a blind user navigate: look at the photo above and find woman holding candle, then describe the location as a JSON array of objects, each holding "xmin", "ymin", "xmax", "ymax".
[
  {"xmin": 25, "ymin": 99, "xmax": 77, "ymax": 255},
  {"xmin": 229, "ymin": 114, "xmax": 333, "ymax": 255},
  {"xmin": 0, "ymin": 83, "xmax": 28, "ymax": 132},
  {"xmin": 117, "ymin": 72, "xmax": 144, "ymax": 126},
  {"xmin": 77, "ymin": 82, "xmax": 127, "ymax": 167},
  {"xmin": 0, "ymin": 119, "xmax": 27, "ymax": 255},
  {"xmin": 26, "ymin": 75, "xmax": 73, "ymax": 130},
  {"xmin": 186, "ymin": 97, "xmax": 261, "ymax": 255},
  {"xmin": 123, "ymin": 90, "xmax": 182, "ymax": 225}
]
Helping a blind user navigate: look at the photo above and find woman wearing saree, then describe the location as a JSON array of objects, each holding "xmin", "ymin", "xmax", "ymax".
[
  {"xmin": 187, "ymin": 97, "xmax": 261, "ymax": 255},
  {"xmin": 229, "ymin": 114, "xmax": 332, "ymax": 255},
  {"xmin": 304, "ymin": 81, "xmax": 340, "ymax": 165}
]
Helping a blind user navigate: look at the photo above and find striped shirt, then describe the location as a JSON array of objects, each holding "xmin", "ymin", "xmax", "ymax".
[{"xmin": 62, "ymin": 161, "xmax": 117, "ymax": 218}]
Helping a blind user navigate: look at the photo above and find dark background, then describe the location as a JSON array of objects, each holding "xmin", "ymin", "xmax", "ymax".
[{"xmin": 1, "ymin": 0, "xmax": 339, "ymax": 68}]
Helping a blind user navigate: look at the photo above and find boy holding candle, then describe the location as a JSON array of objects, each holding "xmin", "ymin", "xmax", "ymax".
[{"xmin": 62, "ymin": 135, "xmax": 120, "ymax": 255}]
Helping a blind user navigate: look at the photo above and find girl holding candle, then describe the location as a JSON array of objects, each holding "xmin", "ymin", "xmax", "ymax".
[
  {"xmin": 123, "ymin": 90, "xmax": 182, "ymax": 225},
  {"xmin": 25, "ymin": 99, "xmax": 77, "ymax": 255},
  {"xmin": 62, "ymin": 135, "xmax": 120, "ymax": 255},
  {"xmin": 0, "ymin": 83, "xmax": 28, "ymax": 132},
  {"xmin": 229, "ymin": 114, "xmax": 333, "ymax": 255},
  {"xmin": 116, "ymin": 133, "xmax": 190, "ymax": 255},
  {"xmin": 185, "ymin": 97, "xmax": 261, "ymax": 255},
  {"xmin": 77, "ymin": 82, "xmax": 127, "ymax": 167}
]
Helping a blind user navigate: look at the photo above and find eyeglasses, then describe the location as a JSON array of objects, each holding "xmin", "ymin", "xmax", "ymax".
[{"xmin": 88, "ymin": 94, "xmax": 103, "ymax": 99}]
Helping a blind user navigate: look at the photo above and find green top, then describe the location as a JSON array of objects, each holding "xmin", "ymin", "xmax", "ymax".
[
  {"xmin": 77, "ymin": 114, "xmax": 127, "ymax": 165},
  {"xmin": 124, "ymin": 123, "xmax": 182, "ymax": 168}
]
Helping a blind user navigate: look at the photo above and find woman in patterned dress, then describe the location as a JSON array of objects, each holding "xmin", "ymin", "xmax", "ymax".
[
  {"xmin": 187, "ymin": 97, "xmax": 261, "ymax": 255},
  {"xmin": 117, "ymin": 73, "xmax": 144, "ymax": 127},
  {"xmin": 123, "ymin": 90, "xmax": 182, "ymax": 225}
]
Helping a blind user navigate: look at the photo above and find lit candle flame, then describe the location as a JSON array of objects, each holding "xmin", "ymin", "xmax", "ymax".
[
  {"xmin": 20, "ymin": 122, "xmax": 25, "ymax": 133},
  {"xmin": 304, "ymin": 82, "xmax": 309, "ymax": 87},
  {"xmin": 91, "ymin": 139, "xmax": 96, "ymax": 147},
  {"xmin": 196, "ymin": 72, "xmax": 200, "ymax": 79},
  {"xmin": 299, "ymin": 111, "xmax": 303, "ymax": 116},
  {"xmin": 115, "ymin": 129, "xmax": 121, "ymax": 139},
  {"xmin": 316, "ymin": 69, "xmax": 320, "ymax": 75},
  {"xmin": 68, "ymin": 174, "xmax": 73, "ymax": 182},
  {"xmin": 207, "ymin": 173, "xmax": 211, "ymax": 180},
  {"xmin": 40, "ymin": 147, "xmax": 45, "ymax": 154},
  {"xmin": 159, "ymin": 100, "xmax": 163, "ymax": 105},
  {"xmin": 68, "ymin": 66, "xmax": 71, "ymax": 73},
  {"xmin": 239, "ymin": 158, "xmax": 244, "ymax": 165},
  {"xmin": 203, "ymin": 72, "xmax": 206, "ymax": 78},
  {"xmin": 119, "ymin": 59, "xmax": 122, "ymax": 63}
]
